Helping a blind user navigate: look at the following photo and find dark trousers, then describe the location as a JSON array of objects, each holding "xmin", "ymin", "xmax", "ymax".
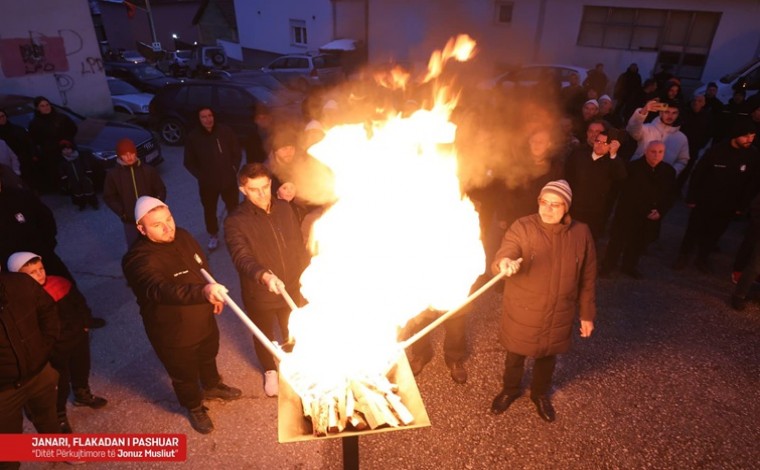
[
  {"xmin": 733, "ymin": 222, "xmax": 755, "ymax": 272},
  {"xmin": 246, "ymin": 305, "xmax": 290, "ymax": 372},
  {"xmin": 602, "ymin": 213, "xmax": 657, "ymax": 271},
  {"xmin": 679, "ymin": 206, "xmax": 734, "ymax": 260},
  {"xmin": 403, "ymin": 309, "xmax": 467, "ymax": 365},
  {"xmin": 199, "ymin": 184, "xmax": 239, "ymax": 235},
  {"xmin": 50, "ymin": 329, "xmax": 91, "ymax": 413},
  {"xmin": 501, "ymin": 351, "xmax": 556, "ymax": 398},
  {"xmin": 735, "ymin": 237, "xmax": 760, "ymax": 299},
  {"xmin": 0, "ymin": 363, "xmax": 60, "ymax": 434},
  {"xmin": 571, "ymin": 209, "xmax": 606, "ymax": 241},
  {"xmin": 151, "ymin": 328, "xmax": 221, "ymax": 410}
]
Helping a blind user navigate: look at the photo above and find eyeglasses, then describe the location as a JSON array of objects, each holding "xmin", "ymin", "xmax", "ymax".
[
  {"xmin": 538, "ymin": 199, "xmax": 565, "ymax": 210},
  {"xmin": 594, "ymin": 139, "xmax": 609, "ymax": 145}
]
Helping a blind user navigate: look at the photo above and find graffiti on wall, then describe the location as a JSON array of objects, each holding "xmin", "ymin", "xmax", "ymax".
[{"xmin": 0, "ymin": 30, "xmax": 103, "ymax": 105}]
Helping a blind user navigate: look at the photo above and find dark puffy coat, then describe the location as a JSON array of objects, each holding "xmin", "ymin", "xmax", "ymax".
[
  {"xmin": 183, "ymin": 123, "xmax": 241, "ymax": 190},
  {"xmin": 103, "ymin": 161, "xmax": 166, "ymax": 223},
  {"xmin": 491, "ymin": 214, "xmax": 597, "ymax": 357},
  {"xmin": 122, "ymin": 228, "xmax": 217, "ymax": 347},
  {"xmin": 0, "ymin": 272, "xmax": 59, "ymax": 387},
  {"xmin": 224, "ymin": 198, "xmax": 309, "ymax": 312}
]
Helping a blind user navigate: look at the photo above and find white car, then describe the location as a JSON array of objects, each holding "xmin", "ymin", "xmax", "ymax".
[
  {"xmin": 694, "ymin": 56, "xmax": 760, "ymax": 104},
  {"xmin": 107, "ymin": 77, "xmax": 154, "ymax": 115},
  {"xmin": 479, "ymin": 64, "xmax": 589, "ymax": 91}
]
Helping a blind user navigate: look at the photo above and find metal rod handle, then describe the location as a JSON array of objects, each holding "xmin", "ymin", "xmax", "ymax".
[{"xmin": 200, "ymin": 268, "xmax": 285, "ymax": 362}]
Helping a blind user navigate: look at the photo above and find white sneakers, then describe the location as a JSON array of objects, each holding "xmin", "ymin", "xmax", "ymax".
[
  {"xmin": 208, "ymin": 235, "xmax": 219, "ymax": 251},
  {"xmin": 264, "ymin": 370, "xmax": 278, "ymax": 397}
]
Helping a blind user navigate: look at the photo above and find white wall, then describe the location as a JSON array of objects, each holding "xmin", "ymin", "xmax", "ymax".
[
  {"xmin": 235, "ymin": 0, "xmax": 334, "ymax": 54},
  {"xmin": 367, "ymin": 0, "xmax": 760, "ymax": 85},
  {"xmin": 0, "ymin": 0, "xmax": 111, "ymax": 116}
]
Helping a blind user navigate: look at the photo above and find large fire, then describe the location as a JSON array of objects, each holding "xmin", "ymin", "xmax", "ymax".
[{"xmin": 279, "ymin": 35, "xmax": 483, "ymax": 417}]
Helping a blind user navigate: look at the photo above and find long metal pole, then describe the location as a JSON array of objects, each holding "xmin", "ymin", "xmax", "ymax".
[
  {"xmin": 144, "ymin": 0, "xmax": 159, "ymax": 47},
  {"xmin": 200, "ymin": 268, "xmax": 284, "ymax": 362},
  {"xmin": 399, "ymin": 270, "xmax": 508, "ymax": 350}
]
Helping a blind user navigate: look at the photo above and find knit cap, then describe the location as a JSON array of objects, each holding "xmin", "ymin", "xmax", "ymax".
[
  {"xmin": 134, "ymin": 196, "xmax": 166, "ymax": 223},
  {"xmin": 540, "ymin": 180, "xmax": 573, "ymax": 209},
  {"xmin": 116, "ymin": 138, "xmax": 137, "ymax": 157}
]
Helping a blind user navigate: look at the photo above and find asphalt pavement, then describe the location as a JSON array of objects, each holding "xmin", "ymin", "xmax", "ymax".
[{"xmin": 21, "ymin": 143, "xmax": 760, "ymax": 469}]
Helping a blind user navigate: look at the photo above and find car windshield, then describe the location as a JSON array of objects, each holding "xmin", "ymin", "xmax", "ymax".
[
  {"xmin": 133, "ymin": 64, "xmax": 166, "ymax": 80},
  {"xmin": 108, "ymin": 79, "xmax": 141, "ymax": 95},
  {"xmin": 245, "ymin": 86, "xmax": 284, "ymax": 107},
  {"xmin": 313, "ymin": 54, "xmax": 341, "ymax": 69},
  {"xmin": 720, "ymin": 57, "xmax": 760, "ymax": 84}
]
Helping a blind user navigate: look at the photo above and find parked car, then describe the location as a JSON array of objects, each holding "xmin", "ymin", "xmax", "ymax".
[
  {"xmin": 156, "ymin": 49, "xmax": 192, "ymax": 77},
  {"xmin": 694, "ymin": 56, "xmax": 760, "ymax": 104},
  {"xmin": 479, "ymin": 64, "xmax": 589, "ymax": 91},
  {"xmin": 261, "ymin": 53, "xmax": 345, "ymax": 91},
  {"xmin": 0, "ymin": 94, "xmax": 162, "ymax": 188},
  {"xmin": 118, "ymin": 49, "xmax": 147, "ymax": 64},
  {"xmin": 107, "ymin": 77, "xmax": 153, "ymax": 115},
  {"xmin": 104, "ymin": 61, "xmax": 181, "ymax": 94},
  {"xmin": 186, "ymin": 46, "xmax": 228, "ymax": 77},
  {"xmin": 149, "ymin": 81, "xmax": 301, "ymax": 145}
]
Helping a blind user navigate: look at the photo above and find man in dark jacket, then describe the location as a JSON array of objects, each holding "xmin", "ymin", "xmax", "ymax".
[
  {"xmin": 224, "ymin": 163, "xmax": 309, "ymax": 398},
  {"xmin": 122, "ymin": 196, "xmax": 241, "ymax": 434},
  {"xmin": 490, "ymin": 180, "xmax": 596, "ymax": 422},
  {"xmin": 731, "ymin": 192, "xmax": 760, "ymax": 310},
  {"xmin": 183, "ymin": 107, "xmax": 241, "ymax": 251},
  {"xmin": 0, "ymin": 181, "xmax": 73, "ymax": 281},
  {"xmin": 564, "ymin": 127, "xmax": 627, "ymax": 240},
  {"xmin": 600, "ymin": 141, "xmax": 676, "ymax": 278},
  {"xmin": 103, "ymin": 138, "xmax": 166, "ymax": 249},
  {"xmin": 0, "ymin": 271, "xmax": 60, "ymax": 447},
  {"xmin": 674, "ymin": 120, "xmax": 760, "ymax": 272}
]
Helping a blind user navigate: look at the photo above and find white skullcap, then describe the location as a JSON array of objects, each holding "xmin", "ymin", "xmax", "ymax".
[
  {"xmin": 134, "ymin": 196, "xmax": 167, "ymax": 223},
  {"xmin": 584, "ymin": 99, "xmax": 599, "ymax": 108},
  {"xmin": 8, "ymin": 251, "xmax": 41, "ymax": 272},
  {"xmin": 323, "ymin": 99, "xmax": 338, "ymax": 111},
  {"xmin": 598, "ymin": 94, "xmax": 612, "ymax": 103},
  {"xmin": 304, "ymin": 120, "xmax": 324, "ymax": 132}
]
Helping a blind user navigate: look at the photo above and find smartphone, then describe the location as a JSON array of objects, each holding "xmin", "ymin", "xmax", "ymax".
[{"xmin": 651, "ymin": 102, "xmax": 669, "ymax": 111}]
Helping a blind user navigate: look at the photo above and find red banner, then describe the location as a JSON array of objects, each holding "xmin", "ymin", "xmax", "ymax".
[{"xmin": 0, "ymin": 434, "xmax": 186, "ymax": 462}]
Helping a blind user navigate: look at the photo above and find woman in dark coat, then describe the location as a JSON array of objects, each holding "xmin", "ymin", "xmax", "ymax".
[
  {"xmin": 490, "ymin": 180, "xmax": 597, "ymax": 422},
  {"xmin": 28, "ymin": 96, "xmax": 77, "ymax": 192}
]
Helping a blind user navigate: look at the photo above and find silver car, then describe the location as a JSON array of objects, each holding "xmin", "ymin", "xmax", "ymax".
[
  {"xmin": 107, "ymin": 77, "xmax": 153, "ymax": 115},
  {"xmin": 261, "ymin": 53, "xmax": 344, "ymax": 91}
]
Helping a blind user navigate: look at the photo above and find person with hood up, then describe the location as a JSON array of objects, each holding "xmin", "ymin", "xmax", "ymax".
[{"xmin": 57, "ymin": 140, "xmax": 97, "ymax": 211}]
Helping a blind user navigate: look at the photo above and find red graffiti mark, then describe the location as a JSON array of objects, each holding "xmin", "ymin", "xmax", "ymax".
[{"xmin": 0, "ymin": 37, "xmax": 69, "ymax": 78}]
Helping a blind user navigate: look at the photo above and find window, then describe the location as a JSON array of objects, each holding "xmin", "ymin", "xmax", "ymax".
[
  {"xmin": 578, "ymin": 6, "xmax": 721, "ymax": 79},
  {"xmin": 494, "ymin": 1, "xmax": 513, "ymax": 24},
  {"xmin": 290, "ymin": 19, "xmax": 308, "ymax": 46},
  {"xmin": 186, "ymin": 86, "xmax": 213, "ymax": 108},
  {"xmin": 217, "ymin": 87, "xmax": 253, "ymax": 109}
]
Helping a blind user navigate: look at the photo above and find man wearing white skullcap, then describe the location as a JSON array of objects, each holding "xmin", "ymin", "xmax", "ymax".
[{"xmin": 122, "ymin": 197, "xmax": 242, "ymax": 434}]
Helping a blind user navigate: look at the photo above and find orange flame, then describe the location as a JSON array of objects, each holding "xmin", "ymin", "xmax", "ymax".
[
  {"xmin": 280, "ymin": 37, "xmax": 483, "ymax": 395},
  {"xmin": 423, "ymin": 34, "xmax": 477, "ymax": 83}
]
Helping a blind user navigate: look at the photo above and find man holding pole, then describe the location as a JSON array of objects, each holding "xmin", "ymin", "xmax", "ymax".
[
  {"xmin": 224, "ymin": 163, "xmax": 309, "ymax": 398},
  {"xmin": 490, "ymin": 180, "xmax": 596, "ymax": 422},
  {"xmin": 122, "ymin": 196, "xmax": 241, "ymax": 434}
]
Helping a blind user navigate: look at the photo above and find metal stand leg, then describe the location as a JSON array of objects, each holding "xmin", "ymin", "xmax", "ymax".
[{"xmin": 342, "ymin": 436, "xmax": 359, "ymax": 470}]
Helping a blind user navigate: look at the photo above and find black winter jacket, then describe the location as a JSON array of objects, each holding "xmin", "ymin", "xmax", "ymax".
[
  {"xmin": 224, "ymin": 198, "xmax": 309, "ymax": 312},
  {"xmin": 0, "ymin": 273, "xmax": 59, "ymax": 388},
  {"xmin": 183, "ymin": 124, "xmax": 241, "ymax": 190},
  {"xmin": 122, "ymin": 228, "xmax": 217, "ymax": 347},
  {"xmin": 103, "ymin": 161, "xmax": 166, "ymax": 223}
]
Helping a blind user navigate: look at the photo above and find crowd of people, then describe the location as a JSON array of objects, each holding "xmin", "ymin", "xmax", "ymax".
[{"xmin": 1, "ymin": 60, "xmax": 759, "ymax": 459}]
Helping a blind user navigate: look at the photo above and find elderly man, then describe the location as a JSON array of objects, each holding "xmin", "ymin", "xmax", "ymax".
[
  {"xmin": 122, "ymin": 196, "xmax": 241, "ymax": 434},
  {"xmin": 224, "ymin": 163, "xmax": 309, "ymax": 397},
  {"xmin": 490, "ymin": 180, "xmax": 596, "ymax": 422},
  {"xmin": 627, "ymin": 99, "xmax": 690, "ymax": 176},
  {"xmin": 600, "ymin": 141, "xmax": 676, "ymax": 278}
]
